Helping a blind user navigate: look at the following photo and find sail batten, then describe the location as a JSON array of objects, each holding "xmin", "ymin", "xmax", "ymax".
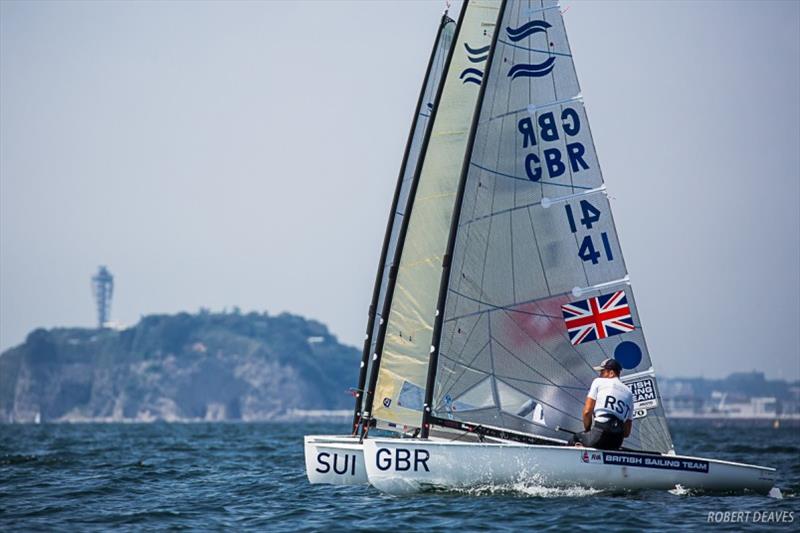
[{"xmin": 424, "ymin": 0, "xmax": 674, "ymax": 453}]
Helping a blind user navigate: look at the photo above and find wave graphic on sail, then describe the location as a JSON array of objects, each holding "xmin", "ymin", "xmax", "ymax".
[
  {"xmin": 505, "ymin": 19, "xmax": 551, "ymax": 42},
  {"xmin": 460, "ymin": 68, "xmax": 484, "ymax": 85},
  {"xmin": 460, "ymin": 42, "xmax": 488, "ymax": 85},
  {"xmin": 507, "ymin": 56, "xmax": 555, "ymax": 79}
]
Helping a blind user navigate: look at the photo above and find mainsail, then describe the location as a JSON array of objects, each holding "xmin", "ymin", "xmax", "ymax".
[
  {"xmin": 364, "ymin": 0, "xmax": 503, "ymax": 430},
  {"xmin": 423, "ymin": 0, "xmax": 674, "ymax": 454},
  {"xmin": 351, "ymin": 15, "xmax": 456, "ymax": 432}
]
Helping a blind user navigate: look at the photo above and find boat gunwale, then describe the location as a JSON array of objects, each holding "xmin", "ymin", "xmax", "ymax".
[{"xmin": 362, "ymin": 437, "xmax": 777, "ymax": 473}]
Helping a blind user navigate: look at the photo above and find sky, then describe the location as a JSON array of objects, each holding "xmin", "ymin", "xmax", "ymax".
[{"xmin": 1, "ymin": 0, "xmax": 798, "ymax": 380}]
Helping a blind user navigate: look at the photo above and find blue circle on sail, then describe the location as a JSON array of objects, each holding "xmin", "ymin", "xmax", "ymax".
[{"xmin": 615, "ymin": 341, "xmax": 642, "ymax": 369}]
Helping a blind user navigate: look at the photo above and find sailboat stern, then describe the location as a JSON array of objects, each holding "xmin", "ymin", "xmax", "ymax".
[{"xmin": 303, "ymin": 435, "xmax": 368, "ymax": 485}]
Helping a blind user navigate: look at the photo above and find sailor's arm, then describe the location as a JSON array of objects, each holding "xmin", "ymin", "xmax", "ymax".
[
  {"xmin": 623, "ymin": 419, "xmax": 632, "ymax": 438},
  {"xmin": 581, "ymin": 397, "xmax": 595, "ymax": 432}
]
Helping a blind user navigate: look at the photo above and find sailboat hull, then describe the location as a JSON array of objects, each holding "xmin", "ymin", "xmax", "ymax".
[
  {"xmin": 363, "ymin": 438, "xmax": 777, "ymax": 495},
  {"xmin": 304, "ymin": 435, "xmax": 368, "ymax": 485}
]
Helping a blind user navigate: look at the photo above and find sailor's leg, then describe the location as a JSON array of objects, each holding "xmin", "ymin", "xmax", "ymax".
[{"xmin": 578, "ymin": 427, "xmax": 605, "ymax": 448}]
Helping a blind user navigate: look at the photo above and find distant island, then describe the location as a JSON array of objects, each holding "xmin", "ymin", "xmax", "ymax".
[
  {"xmin": 0, "ymin": 310, "xmax": 358, "ymax": 423},
  {"xmin": 1, "ymin": 311, "xmax": 798, "ymax": 423}
]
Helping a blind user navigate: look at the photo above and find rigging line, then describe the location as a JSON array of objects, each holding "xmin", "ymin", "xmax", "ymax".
[
  {"xmin": 493, "ymin": 372, "xmax": 586, "ymax": 391},
  {"xmin": 521, "ymin": 4, "xmax": 561, "ymax": 17},
  {"xmin": 498, "ymin": 309, "xmax": 594, "ymax": 399},
  {"xmin": 476, "ymin": 366, "xmax": 586, "ymax": 425},
  {"xmin": 490, "ymin": 333, "xmax": 587, "ymax": 407},
  {"xmin": 525, "ymin": 201, "xmax": 553, "ymax": 297},
  {"xmin": 447, "ymin": 288, "xmax": 555, "ymax": 319},
  {"xmin": 509, "ymin": 202, "xmax": 517, "ymax": 302},
  {"xmin": 488, "ymin": 315, "xmax": 502, "ymax": 410},
  {"xmin": 497, "ymin": 38, "xmax": 573, "ymax": 57},
  {"xmin": 493, "ymin": 309, "xmax": 591, "ymax": 396},
  {"xmin": 470, "ymin": 162, "xmax": 592, "ymax": 188},
  {"xmin": 437, "ymin": 339, "xmax": 492, "ymax": 385},
  {"xmin": 442, "ymin": 289, "xmax": 563, "ymax": 323},
  {"xmin": 482, "ymin": 171, "xmax": 502, "ymax": 411},
  {"xmin": 484, "ymin": 94, "xmax": 582, "ymax": 123},
  {"xmin": 437, "ymin": 317, "xmax": 490, "ymax": 397}
]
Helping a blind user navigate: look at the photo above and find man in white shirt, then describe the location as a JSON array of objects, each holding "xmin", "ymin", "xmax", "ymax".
[{"xmin": 569, "ymin": 358, "xmax": 633, "ymax": 450}]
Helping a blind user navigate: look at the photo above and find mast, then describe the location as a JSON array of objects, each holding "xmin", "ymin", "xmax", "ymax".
[
  {"xmin": 420, "ymin": 0, "xmax": 508, "ymax": 439},
  {"xmin": 350, "ymin": 12, "xmax": 455, "ymax": 434},
  {"xmin": 360, "ymin": 1, "xmax": 469, "ymax": 438}
]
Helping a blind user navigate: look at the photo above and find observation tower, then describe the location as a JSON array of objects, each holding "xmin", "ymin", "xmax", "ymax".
[{"xmin": 91, "ymin": 266, "xmax": 114, "ymax": 327}]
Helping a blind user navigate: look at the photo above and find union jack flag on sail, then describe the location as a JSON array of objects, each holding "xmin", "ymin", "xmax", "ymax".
[{"xmin": 561, "ymin": 290, "xmax": 635, "ymax": 346}]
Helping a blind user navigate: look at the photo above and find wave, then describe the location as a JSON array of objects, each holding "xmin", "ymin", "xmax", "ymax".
[
  {"xmin": 508, "ymin": 57, "xmax": 556, "ymax": 79},
  {"xmin": 506, "ymin": 20, "xmax": 552, "ymax": 42}
]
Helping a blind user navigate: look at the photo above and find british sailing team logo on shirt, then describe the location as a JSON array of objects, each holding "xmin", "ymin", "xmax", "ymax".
[{"xmin": 561, "ymin": 290, "xmax": 634, "ymax": 346}]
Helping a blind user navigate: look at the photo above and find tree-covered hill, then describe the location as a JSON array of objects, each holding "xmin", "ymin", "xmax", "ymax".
[{"xmin": 0, "ymin": 311, "xmax": 360, "ymax": 422}]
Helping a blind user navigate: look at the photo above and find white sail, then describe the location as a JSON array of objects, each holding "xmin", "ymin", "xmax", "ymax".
[
  {"xmin": 352, "ymin": 15, "xmax": 456, "ymax": 429},
  {"xmin": 424, "ymin": 0, "xmax": 673, "ymax": 453},
  {"xmin": 370, "ymin": 0, "xmax": 502, "ymax": 429},
  {"xmin": 306, "ymin": 14, "xmax": 457, "ymax": 485}
]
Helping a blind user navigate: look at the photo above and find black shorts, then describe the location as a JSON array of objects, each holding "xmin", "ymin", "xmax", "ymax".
[{"xmin": 569, "ymin": 418, "xmax": 625, "ymax": 450}]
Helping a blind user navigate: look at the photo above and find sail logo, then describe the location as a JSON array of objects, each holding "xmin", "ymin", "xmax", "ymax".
[
  {"xmin": 561, "ymin": 291, "xmax": 634, "ymax": 345},
  {"xmin": 460, "ymin": 43, "xmax": 489, "ymax": 86},
  {"xmin": 626, "ymin": 377, "xmax": 659, "ymax": 410},
  {"xmin": 506, "ymin": 19, "xmax": 551, "ymax": 42},
  {"xmin": 506, "ymin": 20, "xmax": 556, "ymax": 80},
  {"xmin": 581, "ymin": 450, "xmax": 603, "ymax": 464}
]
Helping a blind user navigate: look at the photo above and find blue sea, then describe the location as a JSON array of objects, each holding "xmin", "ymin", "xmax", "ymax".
[{"xmin": 1, "ymin": 420, "xmax": 797, "ymax": 531}]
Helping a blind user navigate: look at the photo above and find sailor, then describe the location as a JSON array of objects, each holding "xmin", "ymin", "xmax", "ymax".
[{"xmin": 569, "ymin": 358, "xmax": 633, "ymax": 450}]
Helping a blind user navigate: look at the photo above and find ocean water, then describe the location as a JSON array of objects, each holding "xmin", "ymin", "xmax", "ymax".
[{"xmin": 1, "ymin": 420, "xmax": 797, "ymax": 531}]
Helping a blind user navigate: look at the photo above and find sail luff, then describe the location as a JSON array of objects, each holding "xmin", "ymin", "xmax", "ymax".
[
  {"xmin": 421, "ymin": 0, "xmax": 509, "ymax": 439},
  {"xmin": 350, "ymin": 13, "xmax": 456, "ymax": 434},
  {"xmin": 359, "ymin": 2, "xmax": 468, "ymax": 433},
  {"xmin": 367, "ymin": 0, "xmax": 502, "ymax": 431}
]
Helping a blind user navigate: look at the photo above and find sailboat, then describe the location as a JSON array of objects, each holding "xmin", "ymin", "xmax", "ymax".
[
  {"xmin": 304, "ymin": 13, "xmax": 456, "ymax": 484},
  {"xmin": 304, "ymin": 1, "xmax": 499, "ymax": 484},
  {"xmin": 360, "ymin": 0, "xmax": 777, "ymax": 494}
]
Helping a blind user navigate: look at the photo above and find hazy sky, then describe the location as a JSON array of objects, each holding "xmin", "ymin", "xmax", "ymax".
[{"xmin": 1, "ymin": 1, "xmax": 798, "ymax": 380}]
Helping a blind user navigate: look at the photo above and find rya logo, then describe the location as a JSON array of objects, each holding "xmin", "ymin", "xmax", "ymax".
[
  {"xmin": 460, "ymin": 43, "xmax": 489, "ymax": 86},
  {"xmin": 581, "ymin": 450, "xmax": 603, "ymax": 464},
  {"xmin": 505, "ymin": 20, "xmax": 556, "ymax": 80}
]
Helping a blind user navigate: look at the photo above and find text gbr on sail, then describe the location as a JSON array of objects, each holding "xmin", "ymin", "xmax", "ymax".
[{"xmin": 517, "ymin": 106, "xmax": 589, "ymax": 181}]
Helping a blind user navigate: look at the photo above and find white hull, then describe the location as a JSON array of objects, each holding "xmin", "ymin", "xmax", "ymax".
[
  {"xmin": 363, "ymin": 438, "xmax": 777, "ymax": 495},
  {"xmin": 304, "ymin": 435, "xmax": 368, "ymax": 485}
]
